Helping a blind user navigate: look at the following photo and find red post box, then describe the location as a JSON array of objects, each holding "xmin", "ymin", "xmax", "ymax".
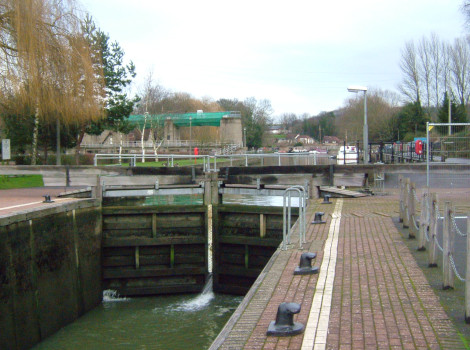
[{"xmin": 415, "ymin": 140, "xmax": 423, "ymax": 155}]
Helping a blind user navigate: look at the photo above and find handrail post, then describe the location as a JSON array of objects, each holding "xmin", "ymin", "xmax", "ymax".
[
  {"xmin": 399, "ymin": 175, "xmax": 404, "ymax": 222},
  {"xmin": 443, "ymin": 202, "xmax": 454, "ymax": 289},
  {"xmin": 282, "ymin": 187, "xmax": 305, "ymax": 250},
  {"xmin": 417, "ymin": 192, "xmax": 428, "ymax": 251},
  {"xmin": 428, "ymin": 193, "xmax": 438, "ymax": 267},
  {"xmin": 94, "ymin": 154, "xmax": 98, "ymax": 166},
  {"xmin": 282, "ymin": 195, "xmax": 287, "ymax": 250},
  {"xmin": 287, "ymin": 191, "xmax": 292, "ymax": 243},
  {"xmin": 403, "ymin": 178, "xmax": 410, "ymax": 228},
  {"xmin": 466, "ymin": 213, "xmax": 470, "ymax": 323},
  {"xmin": 409, "ymin": 182, "xmax": 416, "ymax": 238},
  {"xmin": 290, "ymin": 185, "xmax": 307, "ymax": 245}
]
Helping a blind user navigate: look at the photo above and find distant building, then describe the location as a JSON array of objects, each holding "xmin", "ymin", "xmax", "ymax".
[
  {"xmin": 285, "ymin": 134, "xmax": 315, "ymax": 144},
  {"xmin": 323, "ymin": 136, "xmax": 341, "ymax": 145},
  {"xmin": 296, "ymin": 135, "xmax": 314, "ymax": 144},
  {"xmin": 268, "ymin": 125, "xmax": 287, "ymax": 134},
  {"xmin": 80, "ymin": 111, "xmax": 243, "ymax": 149}
]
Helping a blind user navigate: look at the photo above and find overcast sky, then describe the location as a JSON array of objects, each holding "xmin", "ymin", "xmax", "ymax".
[{"xmin": 80, "ymin": 0, "xmax": 466, "ymax": 117}]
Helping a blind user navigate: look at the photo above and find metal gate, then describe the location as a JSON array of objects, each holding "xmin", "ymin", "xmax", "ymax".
[{"xmin": 426, "ymin": 122, "xmax": 470, "ymax": 194}]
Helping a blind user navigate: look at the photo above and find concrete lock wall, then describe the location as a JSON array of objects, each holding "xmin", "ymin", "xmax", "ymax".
[
  {"xmin": 0, "ymin": 200, "xmax": 102, "ymax": 350},
  {"xmin": 220, "ymin": 117, "xmax": 243, "ymax": 145},
  {"xmin": 163, "ymin": 118, "xmax": 180, "ymax": 142}
]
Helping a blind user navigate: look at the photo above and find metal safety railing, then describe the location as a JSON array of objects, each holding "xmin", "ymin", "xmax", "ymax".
[
  {"xmin": 282, "ymin": 186, "xmax": 307, "ymax": 251},
  {"xmin": 399, "ymin": 175, "xmax": 470, "ymax": 322},
  {"xmin": 83, "ymin": 140, "xmax": 242, "ymax": 149},
  {"xmin": 94, "ymin": 152, "xmax": 332, "ymax": 170},
  {"xmin": 94, "ymin": 153, "xmax": 213, "ymax": 171}
]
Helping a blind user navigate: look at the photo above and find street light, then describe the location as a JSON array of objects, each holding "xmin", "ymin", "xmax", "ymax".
[
  {"xmin": 347, "ymin": 85, "xmax": 368, "ymax": 164},
  {"xmin": 189, "ymin": 115, "xmax": 192, "ymax": 155},
  {"xmin": 243, "ymin": 127, "xmax": 247, "ymax": 148}
]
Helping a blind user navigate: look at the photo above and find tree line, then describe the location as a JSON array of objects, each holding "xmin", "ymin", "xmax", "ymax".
[
  {"xmin": 1, "ymin": 0, "xmax": 469, "ymax": 164},
  {"xmin": 0, "ymin": 0, "xmax": 137, "ymax": 165},
  {"xmin": 0, "ymin": 0, "xmax": 275, "ymax": 163}
]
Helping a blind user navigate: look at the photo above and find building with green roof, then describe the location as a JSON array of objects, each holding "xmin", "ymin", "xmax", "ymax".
[{"xmin": 128, "ymin": 111, "xmax": 243, "ymax": 146}]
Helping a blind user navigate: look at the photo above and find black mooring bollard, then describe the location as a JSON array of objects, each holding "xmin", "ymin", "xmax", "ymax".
[
  {"xmin": 43, "ymin": 195, "xmax": 54, "ymax": 203},
  {"xmin": 267, "ymin": 302, "xmax": 305, "ymax": 336},
  {"xmin": 294, "ymin": 252, "xmax": 319, "ymax": 275},
  {"xmin": 321, "ymin": 194, "xmax": 332, "ymax": 204},
  {"xmin": 312, "ymin": 212, "xmax": 326, "ymax": 224}
]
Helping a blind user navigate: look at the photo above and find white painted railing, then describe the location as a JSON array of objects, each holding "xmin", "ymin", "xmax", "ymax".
[
  {"xmin": 93, "ymin": 152, "xmax": 333, "ymax": 170},
  {"xmin": 82, "ymin": 141, "xmax": 242, "ymax": 148}
]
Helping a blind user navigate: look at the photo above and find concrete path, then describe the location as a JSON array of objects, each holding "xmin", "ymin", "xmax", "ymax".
[{"xmin": 212, "ymin": 194, "xmax": 464, "ymax": 349}]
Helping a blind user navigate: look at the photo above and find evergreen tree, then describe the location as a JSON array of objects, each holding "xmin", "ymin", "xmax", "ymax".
[
  {"xmin": 318, "ymin": 112, "xmax": 336, "ymax": 139},
  {"xmin": 438, "ymin": 91, "xmax": 467, "ymax": 124},
  {"xmin": 74, "ymin": 17, "xmax": 139, "ymax": 162},
  {"xmin": 396, "ymin": 101, "xmax": 428, "ymax": 141}
]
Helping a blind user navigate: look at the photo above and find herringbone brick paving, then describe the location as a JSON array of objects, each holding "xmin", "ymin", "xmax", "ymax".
[{"xmin": 215, "ymin": 195, "xmax": 465, "ymax": 349}]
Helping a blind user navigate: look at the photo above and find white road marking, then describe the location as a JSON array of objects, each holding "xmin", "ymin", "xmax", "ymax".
[
  {"xmin": 0, "ymin": 198, "xmax": 70, "ymax": 212},
  {"xmin": 301, "ymin": 198, "xmax": 343, "ymax": 350}
]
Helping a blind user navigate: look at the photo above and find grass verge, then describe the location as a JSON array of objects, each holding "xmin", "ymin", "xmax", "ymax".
[{"xmin": 0, "ymin": 175, "xmax": 44, "ymax": 189}]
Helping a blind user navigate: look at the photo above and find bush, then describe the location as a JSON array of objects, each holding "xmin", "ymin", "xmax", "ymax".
[
  {"xmin": 13, "ymin": 153, "xmax": 95, "ymax": 165},
  {"xmin": 46, "ymin": 154, "xmax": 95, "ymax": 165}
]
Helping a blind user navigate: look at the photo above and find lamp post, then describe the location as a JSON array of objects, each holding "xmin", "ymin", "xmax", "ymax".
[
  {"xmin": 347, "ymin": 85, "xmax": 368, "ymax": 164},
  {"xmin": 189, "ymin": 116, "xmax": 192, "ymax": 155},
  {"xmin": 243, "ymin": 127, "xmax": 247, "ymax": 148}
]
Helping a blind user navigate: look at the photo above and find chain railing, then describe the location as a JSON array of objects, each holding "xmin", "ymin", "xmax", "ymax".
[{"xmin": 398, "ymin": 175, "xmax": 470, "ymax": 322}]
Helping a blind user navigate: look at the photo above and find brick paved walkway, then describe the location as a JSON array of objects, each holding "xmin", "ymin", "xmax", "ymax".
[
  {"xmin": 212, "ymin": 195, "xmax": 464, "ymax": 349},
  {"xmin": 0, "ymin": 188, "xmax": 76, "ymax": 215}
]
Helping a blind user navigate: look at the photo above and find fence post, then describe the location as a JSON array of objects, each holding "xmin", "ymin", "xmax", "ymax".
[
  {"xmin": 399, "ymin": 175, "xmax": 404, "ymax": 222},
  {"xmin": 417, "ymin": 192, "xmax": 428, "ymax": 251},
  {"xmin": 408, "ymin": 182, "xmax": 417, "ymax": 238},
  {"xmin": 428, "ymin": 193, "xmax": 438, "ymax": 267},
  {"xmin": 466, "ymin": 213, "xmax": 470, "ymax": 323},
  {"xmin": 442, "ymin": 202, "xmax": 454, "ymax": 289},
  {"xmin": 403, "ymin": 178, "xmax": 410, "ymax": 228}
]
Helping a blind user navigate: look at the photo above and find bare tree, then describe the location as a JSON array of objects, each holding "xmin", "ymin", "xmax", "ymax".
[
  {"xmin": 136, "ymin": 71, "xmax": 170, "ymax": 161},
  {"xmin": 338, "ymin": 89, "xmax": 400, "ymax": 143},
  {"xmin": 279, "ymin": 113, "xmax": 298, "ymax": 131},
  {"xmin": 0, "ymin": 0, "xmax": 104, "ymax": 164},
  {"xmin": 399, "ymin": 41, "xmax": 422, "ymax": 103},
  {"xmin": 398, "ymin": 34, "xmax": 470, "ymax": 115},
  {"xmin": 441, "ymin": 40, "xmax": 452, "ymax": 97},
  {"xmin": 449, "ymin": 37, "xmax": 470, "ymax": 106},
  {"xmin": 462, "ymin": 1, "xmax": 470, "ymax": 30},
  {"xmin": 429, "ymin": 33, "xmax": 444, "ymax": 114},
  {"xmin": 418, "ymin": 36, "xmax": 432, "ymax": 114}
]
